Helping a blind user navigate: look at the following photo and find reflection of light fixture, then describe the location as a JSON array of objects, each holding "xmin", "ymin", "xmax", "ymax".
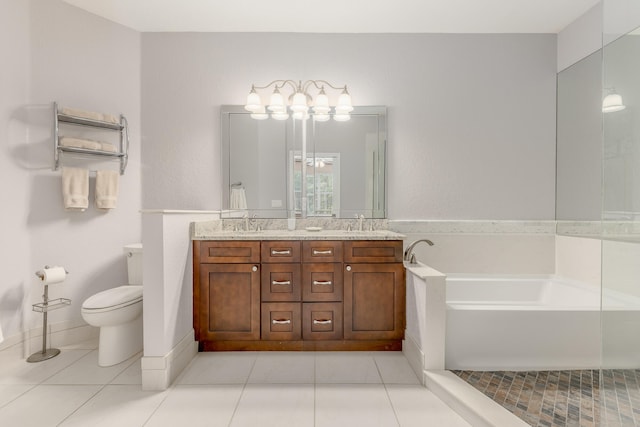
[
  {"xmin": 603, "ymin": 88, "xmax": 626, "ymax": 113},
  {"xmin": 244, "ymin": 80, "xmax": 352, "ymax": 121}
]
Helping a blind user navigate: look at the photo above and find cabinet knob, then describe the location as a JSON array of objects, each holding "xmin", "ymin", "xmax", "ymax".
[
  {"xmin": 346, "ymin": 265, "xmax": 352, "ymax": 271},
  {"xmin": 252, "ymin": 265, "xmax": 258, "ymax": 272}
]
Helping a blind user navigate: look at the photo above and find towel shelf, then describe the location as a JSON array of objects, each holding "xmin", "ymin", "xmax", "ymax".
[{"xmin": 53, "ymin": 101, "xmax": 130, "ymax": 175}]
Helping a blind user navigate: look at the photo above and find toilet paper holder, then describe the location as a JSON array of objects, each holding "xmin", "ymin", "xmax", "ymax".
[{"xmin": 27, "ymin": 266, "xmax": 71, "ymax": 363}]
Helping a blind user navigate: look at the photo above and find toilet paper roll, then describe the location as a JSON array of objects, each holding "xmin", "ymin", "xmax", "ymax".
[{"xmin": 40, "ymin": 266, "xmax": 67, "ymax": 285}]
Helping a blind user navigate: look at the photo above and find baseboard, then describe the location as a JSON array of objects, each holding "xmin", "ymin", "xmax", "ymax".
[
  {"xmin": 141, "ymin": 330, "xmax": 198, "ymax": 391},
  {"xmin": 0, "ymin": 320, "xmax": 98, "ymax": 357},
  {"xmin": 402, "ymin": 334, "xmax": 426, "ymax": 385}
]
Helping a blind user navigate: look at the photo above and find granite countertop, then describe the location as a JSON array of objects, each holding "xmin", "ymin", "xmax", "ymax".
[{"xmin": 192, "ymin": 228, "xmax": 405, "ymax": 241}]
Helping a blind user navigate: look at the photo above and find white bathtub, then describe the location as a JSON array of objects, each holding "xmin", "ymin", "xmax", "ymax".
[{"xmin": 445, "ymin": 275, "xmax": 603, "ymax": 371}]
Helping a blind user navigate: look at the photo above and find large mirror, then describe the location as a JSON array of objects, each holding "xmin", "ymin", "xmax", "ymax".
[{"xmin": 221, "ymin": 106, "xmax": 387, "ymax": 218}]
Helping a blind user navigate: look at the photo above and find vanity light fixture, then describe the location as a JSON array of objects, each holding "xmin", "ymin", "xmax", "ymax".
[
  {"xmin": 244, "ymin": 80, "xmax": 353, "ymax": 121},
  {"xmin": 603, "ymin": 88, "xmax": 626, "ymax": 113}
]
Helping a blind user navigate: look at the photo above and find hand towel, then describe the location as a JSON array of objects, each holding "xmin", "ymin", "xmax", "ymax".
[
  {"xmin": 61, "ymin": 106, "xmax": 103, "ymax": 122},
  {"xmin": 59, "ymin": 137, "xmax": 102, "ymax": 150},
  {"xmin": 95, "ymin": 170, "xmax": 119, "ymax": 210},
  {"xmin": 62, "ymin": 167, "xmax": 89, "ymax": 211},
  {"xmin": 99, "ymin": 142, "xmax": 117, "ymax": 152},
  {"xmin": 230, "ymin": 187, "xmax": 247, "ymax": 210},
  {"xmin": 101, "ymin": 113, "xmax": 119, "ymax": 124}
]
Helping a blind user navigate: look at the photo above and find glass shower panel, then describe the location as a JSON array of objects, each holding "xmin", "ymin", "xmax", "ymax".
[{"xmin": 601, "ymin": 15, "xmax": 640, "ymax": 423}]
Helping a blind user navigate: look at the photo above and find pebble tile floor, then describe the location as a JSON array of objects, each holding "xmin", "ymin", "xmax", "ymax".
[{"xmin": 453, "ymin": 369, "xmax": 640, "ymax": 426}]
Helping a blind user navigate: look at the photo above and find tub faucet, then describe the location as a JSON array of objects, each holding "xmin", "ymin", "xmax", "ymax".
[{"xmin": 403, "ymin": 239, "xmax": 434, "ymax": 264}]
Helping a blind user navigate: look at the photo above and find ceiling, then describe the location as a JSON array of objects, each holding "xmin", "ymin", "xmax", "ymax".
[{"xmin": 62, "ymin": 0, "xmax": 600, "ymax": 34}]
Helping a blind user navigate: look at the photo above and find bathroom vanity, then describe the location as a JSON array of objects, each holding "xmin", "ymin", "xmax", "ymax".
[{"xmin": 193, "ymin": 230, "xmax": 405, "ymax": 351}]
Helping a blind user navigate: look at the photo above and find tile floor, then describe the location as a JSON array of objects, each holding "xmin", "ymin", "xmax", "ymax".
[
  {"xmin": 454, "ymin": 369, "xmax": 640, "ymax": 427},
  {"xmin": 0, "ymin": 340, "xmax": 470, "ymax": 426}
]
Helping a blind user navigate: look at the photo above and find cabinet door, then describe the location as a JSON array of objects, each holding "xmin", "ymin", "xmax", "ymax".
[
  {"xmin": 197, "ymin": 263, "xmax": 260, "ymax": 341},
  {"xmin": 343, "ymin": 263, "xmax": 405, "ymax": 340}
]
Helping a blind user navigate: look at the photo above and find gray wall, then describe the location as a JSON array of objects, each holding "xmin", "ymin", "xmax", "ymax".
[
  {"xmin": 141, "ymin": 33, "xmax": 557, "ymax": 220},
  {"xmin": 0, "ymin": 0, "xmax": 141, "ymax": 340}
]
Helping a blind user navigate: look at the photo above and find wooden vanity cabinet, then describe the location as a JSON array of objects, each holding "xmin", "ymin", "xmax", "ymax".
[{"xmin": 194, "ymin": 239, "xmax": 404, "ymax": 351}]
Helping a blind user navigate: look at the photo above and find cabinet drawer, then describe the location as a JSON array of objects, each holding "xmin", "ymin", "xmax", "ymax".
[
  {"xmin": 302, "ymin": 241, "xmax": 343, "ymax": 263},
  {"xmin": 343, "ymin": 240, "xmax": 403, "ymax": 263},
  {"xmin": 261, "ymin": 302, "xmax": 301, "ymax": 341},
  {"xmin": 197, "ymin": 241, "xmax": 260, "ymax": 264},
  {"xmin": 261, "ymin": 241, "xmax": 301, "ymax": 263},
  {"xmin": 302, "ymin": 302, "xmax": 343, "ymax": 340},
  {"xmin": 302, "ymin": 263, "xmax": 343, "ymax": 302},
  {"xmin": 261, "ymin": 264, "xmax": 301, "ymax": 302}
]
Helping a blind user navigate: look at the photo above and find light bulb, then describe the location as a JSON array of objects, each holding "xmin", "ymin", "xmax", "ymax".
[
  {"xmin": 313, "ymin": 113, "xmax": 330, "ymax": 122},
  {"xmin": 271, "ymin": 111, "xmax": 289, "ymax": 120},
  {"xmin": 335, "ymin": 90, "xmax": 353, "ymax": 113},
  {"xmin": 313, "ymin": 89, "xmax": 330, "ymax": 114},
  {"xmin": 268, "ymin": 88, "xmax": 285, "ymax": 112},
  {"xmin": 290, "ymin": 92, "xmax": 308, "ymax": 113},
  {"xmin": 603, "ymin": 93, "xmax": 626, "ymax": 113},
  {"xmin": 292, "ymin": 111, "xmax": 309, "ymax": 120},
  {"xmin": 333, "ymin": 113, "xmax": 351, "ymax": 122},
  {"xmin": 250, "ymin": 106, "xmax": 268, "ymax": 120},
  {"xmin": 244, "ymin": 88, "xmax": 262, "ymax": 113}
]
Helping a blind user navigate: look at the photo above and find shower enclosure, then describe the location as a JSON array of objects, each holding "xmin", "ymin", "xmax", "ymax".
[{"xmin": 557, "ymin": 1, "xmax": 640, "ymax": 424}]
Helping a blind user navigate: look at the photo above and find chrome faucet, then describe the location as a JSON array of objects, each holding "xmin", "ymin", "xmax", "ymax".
[
  {"xmin": 243, "ymin": 214, "xmax": 249, "ymax": 231},
  {"xmin": 356, "ymin": 214, "xmax": 365, "ymax": 232},
  {"xmin": 403, "ymin": 239, "xmax": 434, "ymax": 264}
]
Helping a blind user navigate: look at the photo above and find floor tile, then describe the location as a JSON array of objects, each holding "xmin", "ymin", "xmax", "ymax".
[
  {"xmin": 144, "ymin": 385, "xmax": 243, "ymax": 427},
  {"xmin": 0, "ymin": 384, "xmax": 101, "ymax": 427},
  {"xmin": 0, "ymin": 349, "xmax": 91, "ymax": 384},
  {"xmin": 315, "ymin": 384, "xmax": 399, "ymax": 427},
  {"xmin": 44, "ymin": 350, "xmax": 139, "ymax": 385},
  {"xmin": 230, "ymin": 383, "xmax": 314, "ymax": 427},
  {"xmin": 0, "ymin": 384, "xmax": 36, "ymax": 408},
  {"xmin": 58, "ymin": 385, "xmax": 168, "ymax": 427},
  {"xmin": 248, "ymin": 352, "xmax": 315, "ymax": 384},
  {"xmin": 177, "ymin": 352, "xmax": 257, "ymax": 385},
  {"xmin": 315, "ymin": 352, "xmax": 382, "ymax": 384},
  {"xmin": 386, "ymin": 384, "xmax": 471, "ymax": 426},
  {"xmin": 373, "ymin": 352, "xmax": 421, "ymax": 384},
  {"xmin": 111, "ymin": 358, "xmax": 142, "ymax": 385}
]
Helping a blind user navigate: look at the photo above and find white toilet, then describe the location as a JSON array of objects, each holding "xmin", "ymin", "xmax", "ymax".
[{"xmin": 81, "ymin": 243, "xmax": 143, "ymax": 367}]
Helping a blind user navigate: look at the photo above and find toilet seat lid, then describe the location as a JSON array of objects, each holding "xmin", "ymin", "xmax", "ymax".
[{"xmin": 83, "ymin": 285, "xmax": 142, "ymax": 310}]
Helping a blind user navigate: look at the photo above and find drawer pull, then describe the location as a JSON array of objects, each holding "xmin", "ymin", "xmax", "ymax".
[
  {"xmin": 272, "ymin": 319, "xmax": 291, "ymax": 325},
  {"xmin": 313, "ymin": 249, "xmax": 333, "ymax": 255},
  {"xmin": 271, "ymin": 249, "xmax": 292, "ymax": 255},
  {"xmin": 272, "ymin": 280, "xmax": 291, "ymax": 286},
  {"xmin": 313, "ymin": 280, "xmax": 332, "ymax": 286},
  {"xmin": 313, "ymin": 319, "xmax": 332, "ymax": 325}
]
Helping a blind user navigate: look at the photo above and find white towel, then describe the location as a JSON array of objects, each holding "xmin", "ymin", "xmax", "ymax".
[
  {"xmin": 95, "ymin": 170, "xmax": 119, "ymax": 210},
  {"xmin": 62, "ymin": 167, "xmax": 89, "ymax": 211},
  {"xmin": 59, "ymin": 137, "xmax": 102, "ymax": 150},
  {"xmin": 99, "ymin": 142, "xmax": 117, "ymax": 152},
  {"xmin": 230, "ymin": 188, "xmax": 247, "ymax": 210},
  {"xmin": 61, "ymin": 106, "xmax": 119, "ymax": 125}
]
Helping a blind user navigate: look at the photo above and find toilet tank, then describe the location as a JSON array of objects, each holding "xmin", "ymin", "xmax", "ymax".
[{"xmin": 123, "ymin": 243, "xmax": 143, "ymax": 285}]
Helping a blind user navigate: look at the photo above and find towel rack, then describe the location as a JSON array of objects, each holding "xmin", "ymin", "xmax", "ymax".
[{"xmin": 53, "ymin": 102, "xmax": 130, "ymax": 175}]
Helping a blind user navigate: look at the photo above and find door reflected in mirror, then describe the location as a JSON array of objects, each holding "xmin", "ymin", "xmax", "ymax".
[{"xmin": 221, "ymin": 106, "xmax": 386, "ymax": 218}]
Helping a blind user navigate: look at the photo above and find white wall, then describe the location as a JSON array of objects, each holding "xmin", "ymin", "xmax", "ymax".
[
  {"xmin": 141, "ymin": 33, "xmax": 557, "ymax": 221},
  {"xmin": 557, "ymin": 2, "xmax": 603, "ymax": 72},
  {"xmin": 0, "ymin": 0, "xmax": 141, "ymax": 347}
]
